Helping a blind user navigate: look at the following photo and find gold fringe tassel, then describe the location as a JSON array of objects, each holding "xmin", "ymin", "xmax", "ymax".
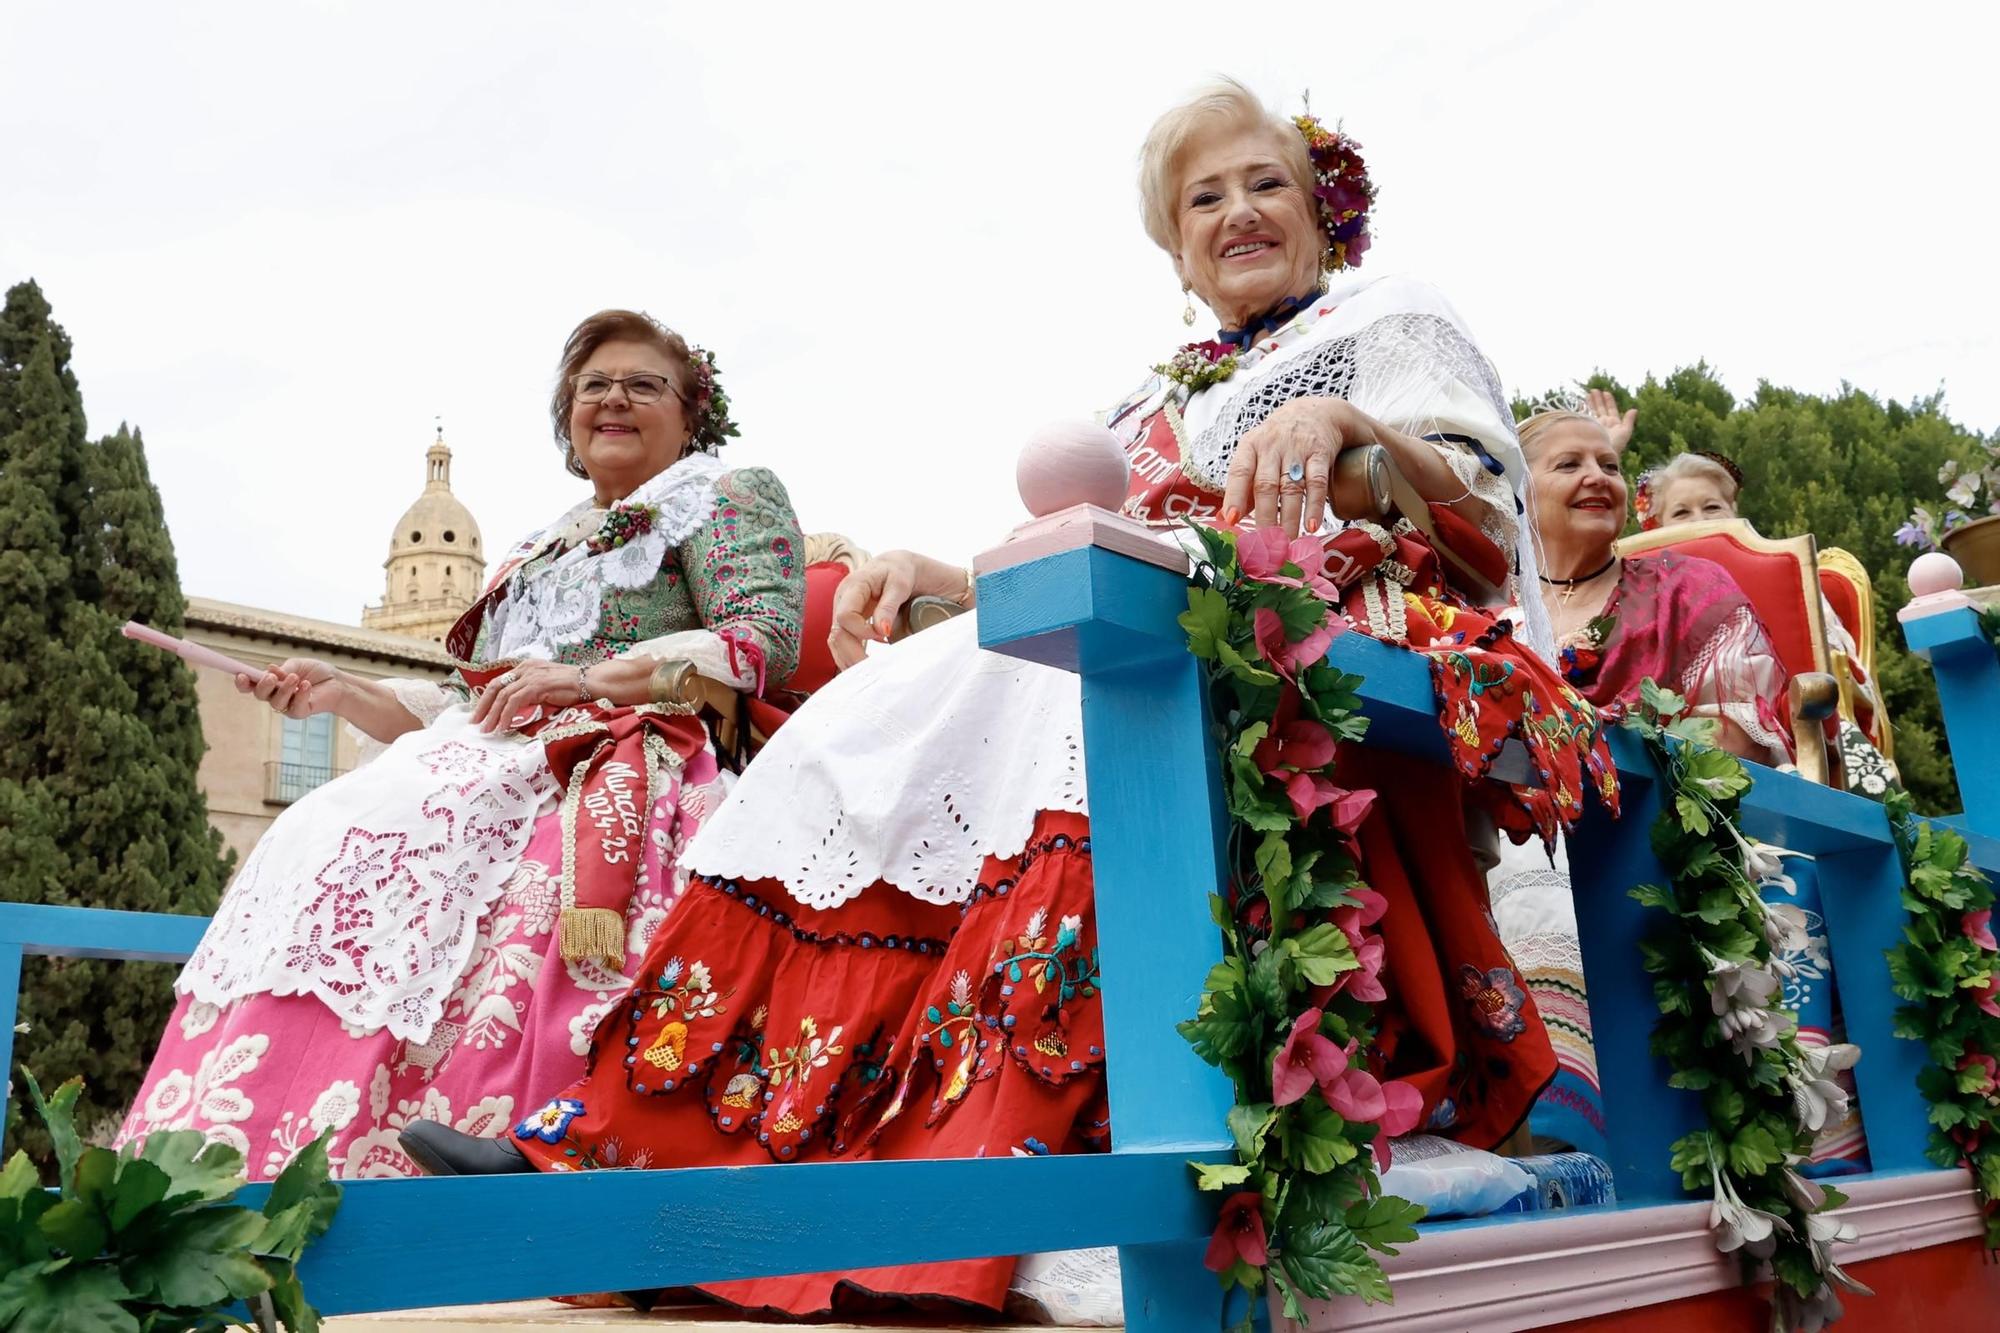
[{"xmin": 558, "ymin": 907, "xmax": 626, "ymax": 967}]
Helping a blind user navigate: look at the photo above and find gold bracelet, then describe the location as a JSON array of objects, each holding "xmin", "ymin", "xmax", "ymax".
[
  {"xmin": 647, "ymin": 658, "xmax": 695, "ymax": 706},
  {"xmin": 951, "ymin": 565, "xmax": 978, "ymax": 608}
]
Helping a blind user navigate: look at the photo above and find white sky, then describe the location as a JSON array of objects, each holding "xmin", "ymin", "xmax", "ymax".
[{"xmin": 4, "ymin": 1, "xmax": 1995, "ymax": 625}]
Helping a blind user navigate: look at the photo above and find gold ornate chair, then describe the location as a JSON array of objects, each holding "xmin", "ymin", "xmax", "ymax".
[
  {"xmin": 1816, "ymin": 546, "xmax": 1894, "ymax": 760},
  {"xmin": 1615, "ymin": 518, "xmax": 1843, "ymax": 787}
]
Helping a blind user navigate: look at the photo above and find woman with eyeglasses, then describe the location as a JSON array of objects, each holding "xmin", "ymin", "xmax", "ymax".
[{"xmin": 114, "ymin": 310, "xmax": 805, "ymax": 1181}]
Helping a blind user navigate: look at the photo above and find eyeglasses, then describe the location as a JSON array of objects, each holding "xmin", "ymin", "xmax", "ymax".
[{"xmin": 570, "ymin": 372, "xmax": 682, "ymax": 405}]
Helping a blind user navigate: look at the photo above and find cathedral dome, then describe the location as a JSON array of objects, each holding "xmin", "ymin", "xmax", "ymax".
[
  {"xmin": 361, "ymin": 430, "xmax": 488, "ymax": 644},
  {"xmin": 390, "ymin": 438, "xmax": 483, "ymax": 561}
]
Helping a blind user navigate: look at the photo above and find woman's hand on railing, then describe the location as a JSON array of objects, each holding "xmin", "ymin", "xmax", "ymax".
[{"xmin": 828, "ymin": 550, "xmax": 974, "ymax": 671}]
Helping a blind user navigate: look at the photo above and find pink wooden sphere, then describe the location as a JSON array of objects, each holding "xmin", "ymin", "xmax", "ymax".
[
  {"xmin": 1908, "ymin": 551, "xmax": 1965, "ymax": 598},
  {"xmin": 1016, "ymin": 420, "xmax": 1130, "ymax": 517}
]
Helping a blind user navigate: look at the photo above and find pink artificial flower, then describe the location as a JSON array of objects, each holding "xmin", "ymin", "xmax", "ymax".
[
  {"xmin": 1972, "ymin": 974, "xmax": 2000, "ymax": 1020},
  {"xmin": 1272, "ymin": 1007, "xmax": 1348, "ymax": 1107},
  {"xmin": 1957, "ymin": 1052, "xmax": 2000, "ymax": 1098},
  {"xmin": 1203, "ymin": 1191, "xmax": 1269, "ymax": 1272},
  {"xmin": 1239, "ymin": 527, "xmax": 1340, "ymax": 599},
  {"xmin": 1333, "ymin": 885, "xmax": 1390, "ymax": 936},
  {"xmin": 1332, "ymin": 934, "xmax": 1388, "ymax": 1004},
  {"xmin": 1964, "ymin": 909, "xmax": 1997, "ymax": 953},
  {"xmin": 1253, "ymin": 608, "xmax": 1344, "ymax": 678},
  {"xmin": 1254, "ymin": 719, "xmax": 1337, "ymax": 777},
  {"xmin": 1323, "ymin": 1061, "xmax": 1388, "ymax": 1123},
  {"xmin": 1370, "ymin": 1080, "xmax": 1426, "ymax": 1171}
]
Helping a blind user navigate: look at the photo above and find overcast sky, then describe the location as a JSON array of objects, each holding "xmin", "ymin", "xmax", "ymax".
[{"xmin": 4, "ymin": 1, "xmax": 1995, "ymax": 625}]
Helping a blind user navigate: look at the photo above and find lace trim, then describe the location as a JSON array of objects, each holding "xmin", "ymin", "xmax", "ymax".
[
  {"xmin": 483, "ymin": 453, "xmax": 727, "ymax": 661},
  {"xmin": 683, "ymin": 614, "xmax": 1088, "ymax": 909},
  {"xmin": 1681, "ymin": 604, "xmax": 1791, "ymax": 754},
  {"xmin": 348, "ymin": 679, "xmax": 463, "ymax": 768},
  {"xmin": 178, "ymin": 710, "xmax": 557, "ymax": 1040}
]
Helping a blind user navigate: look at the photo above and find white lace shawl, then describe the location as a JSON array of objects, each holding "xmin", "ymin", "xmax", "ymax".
[
  {"xmin": 481, "ymin": 451, "xmax": 727, "ymax": 661},
  {"xmin": 688, "ymin": 277, "xmax": 1547, "ymax": 910}
]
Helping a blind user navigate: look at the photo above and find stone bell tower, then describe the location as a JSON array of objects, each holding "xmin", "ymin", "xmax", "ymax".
[{"xmin": 361, "ymin": 426, "xmax": 487, "ymax": 644}]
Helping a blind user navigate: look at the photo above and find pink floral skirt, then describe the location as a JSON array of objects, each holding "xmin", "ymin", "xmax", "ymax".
[{"xmin": 114, "ymin": 750, "xmax": 723, "ymax": 1180}]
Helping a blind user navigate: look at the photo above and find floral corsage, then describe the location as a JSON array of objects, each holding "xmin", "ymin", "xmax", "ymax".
[
  {"xmin": 587, "ymin": 501, "xmax": 658, "ymax": 555},
  {"xmin": 1154, "ymin": 340, "xmax": 1241, "ymax": 394},
  {"xmin": 1558, "ymin": 614, "xmax": 1617, "ymax": 685}
]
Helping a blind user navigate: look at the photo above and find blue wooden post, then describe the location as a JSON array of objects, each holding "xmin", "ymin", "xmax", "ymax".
[
  {"xmin": 1565, "ymin": 734, "xmax": 1705, "ymax": 1205},
  {"xmin": 0, "ymin": 942, "xmax": 21, "ymax": 1111},
  {"xmin": 1904, "ymin": 604, "xmax": 2000, "ymax": 837},
  {"xmin": 979, "ymin": 545, "xmax": 1235, "ymax": 1333}
]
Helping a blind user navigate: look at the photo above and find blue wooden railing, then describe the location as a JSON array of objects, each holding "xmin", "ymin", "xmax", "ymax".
[{"xmin": 3, "ymin": 542, "xmax": 1997, "ymax": 1329}]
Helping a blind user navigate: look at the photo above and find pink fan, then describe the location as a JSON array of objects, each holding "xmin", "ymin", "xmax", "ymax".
[{"xmin": 122, "ymin": 621, "xmax": 266, "ymax": 679}]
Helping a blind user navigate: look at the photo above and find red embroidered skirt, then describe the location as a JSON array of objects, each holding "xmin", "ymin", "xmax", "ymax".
[{"xmin": 514, "ymin": 794, "xmax": 1550, "ymax": 1314}]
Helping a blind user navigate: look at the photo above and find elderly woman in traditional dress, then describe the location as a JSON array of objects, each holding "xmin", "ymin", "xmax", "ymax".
[
  {"xmin": 409, "ymin": 80, "xmax": 1615, "ymax": 1316},
  {"xmin": 115, "ymin": 310, "xmax": 805, "ymax": 1179},
  {"xmin": 1489, "ymin": 410, "xmax": 1796, "ymax": 1157}
]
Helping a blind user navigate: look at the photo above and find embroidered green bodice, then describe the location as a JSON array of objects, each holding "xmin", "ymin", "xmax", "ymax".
[{"xmin": 473, "ymin": 466, "xmax": 805, "ymax": 682}]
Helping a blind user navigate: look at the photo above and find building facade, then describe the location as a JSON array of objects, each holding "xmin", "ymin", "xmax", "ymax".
[
  {"xmin": 184, "ymin": 598, "xmax": 457, "ymax": 870},
  {"xmin": 190, "ymin": 431, "xmax": 481, "ymax": 870}
]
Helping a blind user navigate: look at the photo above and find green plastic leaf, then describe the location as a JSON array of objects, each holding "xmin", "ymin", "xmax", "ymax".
[
  {"xmin": 1233, "ymin": 721, "xmax": 1270, "ymax": 757},
  {"xmin": 1287, "ymin": 923, "xmax": 1360, "ymax": 986},
  {"xmin": 1254, "ymin": 831, "xmax": 1293, "ymax": 897},
  {"xmin": 0, "ymin": 1151, "xmax": 40, "ymax": 1203},
  {"xmin": 1180, "ymin": 586, "xmax": 1230, "ymax": 659},
  {"xmin": 22, "ymin": 1071, "xmax": 86, "ymax": 1194},
  {"xmin": 37, "ymin": 1195, "xmax": 109, "ymax": 1262},
  {"xmin": 1228, "ymin": 1103, "xmax": 1277, "ymax": 1162},
  {"xmin": 1284, "ymin": 1099, "xmax": 1356, "ymax": 1175},
  {"xmin": 1628, "ymin": 882, "xmax": 1676, "ymax": 911},
  {"xmin": 1192, "ymin": 1161, "xmax": 1254, "ymax": 1192},
  {"xmin": 1280, "ymin": 1221, "xmax": 1391, "ymax": 1304},
  {"xmin": 106, "ymin": 1157, "xmax": 171, "ymax": 1237},
  {"xmin": 266, "ymin": 1262, "xmax": 324, "ymax": 1333},
  {"xmin": 139, "ymin": 1130, "xmax": 250, "ymax": 1211},
  {"xmin": 0, "ymin": 1261, "xmax": 140, "ymax": 1333},
  {"xmin": 260, "ymin": 1132, "xmax": 341, "ymax": 1255},
  {"xmin": 1727, "ymin": 1122, "xmax": 1786, "ymax": 1178},
  {"xmin": 120, "ymin": 1205, "xmax": 273, "ymax": 1307},
  {"xmin": 1345, "ymin": 1195, "xmax": 1426, "ymax": 1255}
]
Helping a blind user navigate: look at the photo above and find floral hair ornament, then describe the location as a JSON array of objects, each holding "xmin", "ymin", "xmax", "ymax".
[
  {"xmin": 684, "ymin": 344, "xmax": 740, "ymax": 454},
  {"xmin": 1634, "ymin": 451, "xmax": 1745, "ymax": 531},
  {"xmin": 1293, "ymin": 100, "xmax": 1377, "ymax": 273}
]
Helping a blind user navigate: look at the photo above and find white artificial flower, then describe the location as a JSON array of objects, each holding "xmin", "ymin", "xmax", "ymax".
[
  {"xmin": 1763, "ymin": 903, "xmax": 1811, "ymax": 957},
  {"xmin": 1807, "ymin": 1209, "xmax": 1859, "ymax": 1247},
  {"xmin": 1789, "ymin": 1071, "xmax": 1850, "ymax": 1133},
  {"xmin": 1708, "ymin": 958, "xmax": 1782, "ymax": 1014},
  {"xmin": 1781, "ymin": 1168, "xmax": 1827, "ymax": 1213},
  {"xmin": 1947, "ymin": 473, "xmax": 1983, "ymax": 509},
  {"xmin": 1799, "ymin": 1042, "xmax": 1861, "ymax": 1080},
  {"xmin": 1709, "ymin": 1169, "xmax": 1785, "ymax": 1254}
]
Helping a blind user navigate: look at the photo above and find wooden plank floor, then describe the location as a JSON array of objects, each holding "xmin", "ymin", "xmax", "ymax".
[{"xmin": 324, "ymin": 1299, "xmax": 1103, "ymax": 1332}]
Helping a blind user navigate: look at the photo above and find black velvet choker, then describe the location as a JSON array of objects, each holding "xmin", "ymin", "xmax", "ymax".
[{"xmin": 1216, "ymin": 287, "xmax": 1328, "ymax": 350}]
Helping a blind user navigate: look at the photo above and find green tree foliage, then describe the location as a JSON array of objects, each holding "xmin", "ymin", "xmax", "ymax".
[
  {"xmin": 0, "ymin": 281, "xmax": 231, "ymax": 1170},
  {"xmin": 1519, "ymin": 363, "xmax": 1990, "ymax": 815}
]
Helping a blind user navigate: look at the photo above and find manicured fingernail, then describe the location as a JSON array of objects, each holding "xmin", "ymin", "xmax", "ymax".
[{"xmin": 1222, "ymin": 507, "xmax": 1241, "ymax": 526}]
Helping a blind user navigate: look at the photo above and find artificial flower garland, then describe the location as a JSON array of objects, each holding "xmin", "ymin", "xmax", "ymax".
[
  {"xmin": 1177, "ymin": 524, "xmax": 1426, "ymax": 1326},
  {"xmin": 1622, "ymin": 682, "xmax": 1866, "ymax": 1330},
  {"xmin": 1884, "ymin": 783, "xmax": 2000, "ymax": 1247}
]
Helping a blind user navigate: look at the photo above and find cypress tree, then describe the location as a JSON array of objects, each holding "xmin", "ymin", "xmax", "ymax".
[{"xmin": 0, "ymin": 280, "xmax": 230, "ymax": 1167}]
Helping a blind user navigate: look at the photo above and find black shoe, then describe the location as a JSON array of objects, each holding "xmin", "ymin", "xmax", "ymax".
[{"xmin": 400, "ymin": 1120, "xmax": 535, "ymax": 1177}]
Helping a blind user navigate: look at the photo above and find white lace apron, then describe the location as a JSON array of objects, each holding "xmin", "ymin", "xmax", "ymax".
[{"xmin": 688, "ymin": 275, "xmax": 1544, "ymax": 909}]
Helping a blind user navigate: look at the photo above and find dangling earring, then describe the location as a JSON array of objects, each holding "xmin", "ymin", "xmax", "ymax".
[{"xmin": 1181, "ymin": 283, "xmax": 1196, "ymax": 327}]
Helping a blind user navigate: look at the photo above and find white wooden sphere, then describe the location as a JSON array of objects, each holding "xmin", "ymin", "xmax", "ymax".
[
  {"xmin": 1908, "ymin": 551, "xmax": 1965, "ymax": 598},
  {"xmin": 1016, "ymin": 420, "xmax": 1130, "ymax": 517}
]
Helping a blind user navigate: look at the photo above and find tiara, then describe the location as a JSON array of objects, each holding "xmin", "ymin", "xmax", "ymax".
[{"xmin": 1293, "ymin": 105, "xmax": 1376, "ymax": 272}]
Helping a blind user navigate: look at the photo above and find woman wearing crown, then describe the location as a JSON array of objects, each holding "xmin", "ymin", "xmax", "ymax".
[
  {"xmin": 408, "ymin": 80, "xmax": 1616, "ymax": 1316},
  {"xmin": 114, "ymin": 310, "xmax": 805, "ymax": 1181}
]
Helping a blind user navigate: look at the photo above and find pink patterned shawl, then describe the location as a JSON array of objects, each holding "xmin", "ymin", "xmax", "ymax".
[{"xmin": 1576, "ymin": 551, "xmax": 1794, "ymax": 757}]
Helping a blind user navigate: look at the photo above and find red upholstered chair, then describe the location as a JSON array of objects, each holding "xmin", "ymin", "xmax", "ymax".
[
  {"xmin": 1615, "ymin": 518, "xmax": 1843, "ymax": 786},
  {"xmin": 1817, "ymin": 547, "xmax": 1894, "ymax": 760}
]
